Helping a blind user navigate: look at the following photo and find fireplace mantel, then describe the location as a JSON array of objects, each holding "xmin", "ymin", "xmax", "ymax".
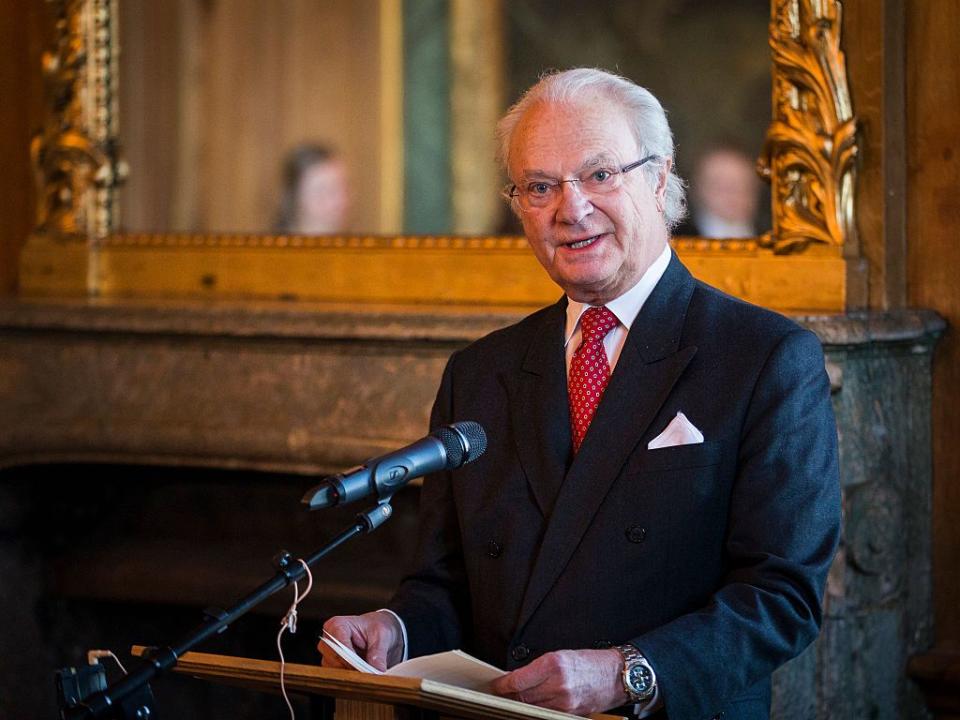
[
  {"xmin": 0, "ymin": 296, "xmax": 943, "ymax": 473},
  {"xmin": 0, "ymin": 297, "xmax": 530, "ymax": 473}
]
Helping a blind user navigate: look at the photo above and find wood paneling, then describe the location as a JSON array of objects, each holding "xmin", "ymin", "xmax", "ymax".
[
  {"xmin": 118, "ymin": 0, "xmax": 388, "ymax": 235},
  {"xmin": 843, "ymin": 0, "xmax": 907, "ymax": 310},
  {"xmin": 450, "ymin": 0, "xmax": 504, "ymax": 235},
  {"xmin": 117, "ymin": 0, "xmax": 188, "ymax": 234},
  {"xmin": 906, "ymin": 0, "xmax": 960, "ymax": 650},
  {"xmin": 0, "ymin": 1, "xmax": 44, "ymax": 297}
]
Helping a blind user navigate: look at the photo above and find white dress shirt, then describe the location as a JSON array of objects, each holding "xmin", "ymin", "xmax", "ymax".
[{"xmin": 564, "ymin": 243, "xmax": 672, "ymax": 373}]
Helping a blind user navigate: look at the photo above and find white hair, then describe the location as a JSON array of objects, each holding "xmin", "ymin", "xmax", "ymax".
[{"xmin": 496, "ymin": 68, "xmax": 687, "ymax": 229}]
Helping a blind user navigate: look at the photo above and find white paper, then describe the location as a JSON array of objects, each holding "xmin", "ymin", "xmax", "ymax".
[
  {"xmin": 321, "ymin": 631, "xmax": 381, "ymax": 674},
  {"xmin": 320, "ymin": 633, "xmax": 506, "ymax": 692},
  {"xmin": 385, "ymin": 649, "xmax": 505, "ymax": 691}
]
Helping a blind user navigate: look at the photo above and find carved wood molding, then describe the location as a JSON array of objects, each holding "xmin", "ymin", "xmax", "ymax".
[
  {"xmin": 30, "ymin": 0, "xmax": 123, "ymax": 245},
  {"xmin": 99, "ymin": 234, "xmax": 771, "ymax": 256},
  {"xmin": 760, "ymin": 0, "xmax": 858, "ymax": 255},
  {"xmin": 98, "ymin": 233, "xmax": 534, "ymax": 252}
]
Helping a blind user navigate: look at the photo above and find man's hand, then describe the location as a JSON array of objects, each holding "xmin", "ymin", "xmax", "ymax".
[
  {"xmin": 318, "ymin": 611, "xmax": 404, "ymax": 672},
  {"xmin": 489, "ymin": 648, "xmax": 627, "ymax": 716}
]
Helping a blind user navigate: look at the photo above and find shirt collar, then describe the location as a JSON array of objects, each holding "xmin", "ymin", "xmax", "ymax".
[
  {"xmin": 564, "ymin": 243, "xmax": 672, "ymax": 347},
  {"xmin": 695, "ymin": 210, "xmax": 755, "ymax": 239}
]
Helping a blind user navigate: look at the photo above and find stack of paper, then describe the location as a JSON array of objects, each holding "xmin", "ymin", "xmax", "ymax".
[{"xmin": 321, "ymin": 631, "xmax": 506, "ymax": 692}]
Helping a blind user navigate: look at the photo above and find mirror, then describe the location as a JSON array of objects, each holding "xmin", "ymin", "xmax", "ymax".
[
  {"xmin": 117, "ymin": 0, "xmax": 772, "ymax": 238},
  {"xmin": 22, "ymin": 0, "xmax": 855, "ymax": 312}
]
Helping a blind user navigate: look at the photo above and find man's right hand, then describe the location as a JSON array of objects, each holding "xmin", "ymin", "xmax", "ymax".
[{"xmin": 319, "ymin": 611, "xmax": 405, "ymax": 672}]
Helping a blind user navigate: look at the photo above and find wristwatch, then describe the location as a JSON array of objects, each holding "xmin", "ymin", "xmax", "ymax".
[{"xmin": 615, "ymin": 644, "xmax": 657, "ymax": 702}]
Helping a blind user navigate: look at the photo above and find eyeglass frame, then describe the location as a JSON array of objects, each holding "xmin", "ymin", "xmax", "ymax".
[{"xmin": 502, "ymin": 154, "xmax": 660, "ymax": 211}]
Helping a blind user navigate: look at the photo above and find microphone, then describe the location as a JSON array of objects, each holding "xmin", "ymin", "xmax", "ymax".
[{"xmin": 301, "ymin": 421, "xmax": 487, "ymax": 510}]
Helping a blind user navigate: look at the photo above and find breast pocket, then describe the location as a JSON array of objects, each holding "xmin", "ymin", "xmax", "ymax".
[
  {"xmin": 627, "ymin": 439, "xmax": 724, "ymax": 475},
  {"xmin": 610, "ymin": 440, "xmax": 728, "ymax": 561}
]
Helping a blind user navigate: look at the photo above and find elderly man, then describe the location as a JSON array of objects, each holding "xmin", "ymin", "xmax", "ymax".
[{"xmin": 320, "ymin": 69, "xmax": 840, "ymax": 720}]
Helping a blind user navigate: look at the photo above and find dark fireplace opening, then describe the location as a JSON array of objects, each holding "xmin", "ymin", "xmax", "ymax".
[{"xmin": 0, "ymin": 462, "xmax": 421, "ymax": 718}]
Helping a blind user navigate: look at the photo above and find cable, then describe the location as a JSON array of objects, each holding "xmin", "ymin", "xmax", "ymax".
[
  {"xmin": 86, "ymin": 649, "xmax": 128, "ymax": 675},
  {"xmin": 277, "ymin": 559, "xmax": 313, "ymax": 720}
]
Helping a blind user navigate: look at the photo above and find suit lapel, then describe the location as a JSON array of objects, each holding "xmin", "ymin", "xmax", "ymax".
[
  {"xmin": 508, "ymin": 298, "xmax": 571, "ymax": 518},
  {"xmin": 515, "ymin": 254, "xmax": 699, "ymax": 631}
]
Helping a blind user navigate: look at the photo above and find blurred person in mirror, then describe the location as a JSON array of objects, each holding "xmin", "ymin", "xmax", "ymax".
[
  {"xmin": 678, "ymin": 143, "xmax": 762, "ymax": 238},
  {"xmin": 318, "ymin": 69, "xmax": 839, "ymax": 720},
  {"xmin": 273, "ymin": 143, "xmax": 350, "ymax": 234}
]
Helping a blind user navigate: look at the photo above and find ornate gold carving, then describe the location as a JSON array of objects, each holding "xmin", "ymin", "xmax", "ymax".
[
  {"xmin": 31, "ymin": 0, "xmax": 123, "ymax": 243},
  {"xmin": 759, "ymin": 0, "xmax": 858, "ymax": 254},
  {"xmin": 670, "ymin": 238, "xmax": 760, "ymax": 254}
]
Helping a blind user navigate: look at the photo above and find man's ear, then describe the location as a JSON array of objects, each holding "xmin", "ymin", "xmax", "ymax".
[
  {"xmin": 655, "ymin": 158, "xmax": 672, "ymax": 213},
  {"xmin": 656, "ymin": 158, "xmax": 672, "ymax": 199}
]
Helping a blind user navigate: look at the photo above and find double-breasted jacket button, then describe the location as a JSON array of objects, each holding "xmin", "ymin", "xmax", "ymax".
[
  {"xmin": 486, "ymin": 540, "xmax": 503, "ymax": 558},
  {"xmin": 511, "ymin": 644, "xmax": 530, "ymax": 662},
  {"xmin": 625, "ymin": 525, "xmax": 647, "ymax": 543}
]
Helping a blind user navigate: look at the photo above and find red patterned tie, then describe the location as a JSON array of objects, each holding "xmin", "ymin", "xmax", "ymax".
[{"xmin": 568, "ymin": 306, "xmax": 619, "ymax": 454}]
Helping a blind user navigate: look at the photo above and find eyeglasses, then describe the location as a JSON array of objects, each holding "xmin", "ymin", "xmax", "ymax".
[{"xmin": 503, "ymin": 155, "xmax": 658, "ymax": 211}]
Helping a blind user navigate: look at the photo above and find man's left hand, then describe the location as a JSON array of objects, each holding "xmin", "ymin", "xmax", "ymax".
[{"xmin": 489, "ymin": 648, "xmax": 627, "ymax": 715}]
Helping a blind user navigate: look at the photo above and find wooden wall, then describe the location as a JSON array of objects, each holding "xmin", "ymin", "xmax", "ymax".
[
  {"xmin": 843, "ymin": 0, "xmax": 906, "ymax": 310},
  {"xmin": 0, "ymin": 0, "xmax": 43, "ymax": 297},
  {"xmin": 119, "ymin": 0, "xmax": 389, "ymax": 235},
  {"xmin": 906, "ymin": 0, "xmax": 960, "ymax": 651},
  {"xmin": 846, "ymin": 0, "xmax": 960, "ymax": 652}
]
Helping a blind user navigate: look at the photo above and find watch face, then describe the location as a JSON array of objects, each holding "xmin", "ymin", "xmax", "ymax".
[{"xmin": 627, "ymin": 663, "xmax": 654, "ymax": 694}]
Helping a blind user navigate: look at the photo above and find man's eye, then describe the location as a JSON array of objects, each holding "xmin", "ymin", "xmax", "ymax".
[
  {"xmin": 589, "ymin": 169, "xmax": 614, "ymax": 184},
  {"xmin": 527, "ymin": 182, "xmax": 553, "ymax": 196}
]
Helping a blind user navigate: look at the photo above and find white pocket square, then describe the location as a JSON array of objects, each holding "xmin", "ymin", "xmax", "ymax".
[{"xmin": 647, "ymin": 412, "xmax": 704, "ymax": 450}]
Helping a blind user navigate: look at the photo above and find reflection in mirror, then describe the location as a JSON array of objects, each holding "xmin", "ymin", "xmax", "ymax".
[
  {"xmin": 119, "ymin": 0, "xmax": 770, "ymax": 238},
  {"xmin": 118, "ymin": 0, "xmax": 394, "ymax": 236},
  {"xmin": 273, "ymin": 143, "xmax": 351, "ymax": 235},
  {"xmin": 506, "ymin": 0, "xmax": 771, "ymax": 237}
]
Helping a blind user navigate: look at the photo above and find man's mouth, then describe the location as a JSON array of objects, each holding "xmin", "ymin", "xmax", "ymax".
[{"xmin": 564, "ymin": 234, "xmax": 604, "ymax": 250}]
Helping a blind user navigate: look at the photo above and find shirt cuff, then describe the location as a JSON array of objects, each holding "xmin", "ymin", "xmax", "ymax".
[
  {"xmin": 376, "ymin": 608, "xmax": 409, "ymax": 663},
  {"xmin": 634, "ymin": 686, "xmax": 662, "ymax": 718}
]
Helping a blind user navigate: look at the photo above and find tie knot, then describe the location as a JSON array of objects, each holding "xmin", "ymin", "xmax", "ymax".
[{"xmin": 579, "ymin": 306, "xmax": 618, "ymax": 342}]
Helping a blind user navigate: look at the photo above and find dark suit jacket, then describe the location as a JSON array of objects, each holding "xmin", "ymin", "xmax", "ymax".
[{"xmin": 389, "ymin": 254, "xmax": 841, "ymax": 720}]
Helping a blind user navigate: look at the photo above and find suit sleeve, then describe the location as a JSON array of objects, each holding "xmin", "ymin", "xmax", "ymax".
[
  {"xmin": 386, "ymin": 350, "xmax": 472, "ymax": 657},
  {"xmin": 634, "ymin": 329, "xmax": 841, "ymax": 720}
]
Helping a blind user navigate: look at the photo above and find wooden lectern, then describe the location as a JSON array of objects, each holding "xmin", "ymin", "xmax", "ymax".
[{"xmin": 131, "ymin": 647, "xmax": 627, "ymax": 720}]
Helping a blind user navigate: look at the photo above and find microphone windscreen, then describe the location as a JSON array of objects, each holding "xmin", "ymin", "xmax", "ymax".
[{"xmin": 435, "ymin": 421, "xmax": 487, "ymax": 468}]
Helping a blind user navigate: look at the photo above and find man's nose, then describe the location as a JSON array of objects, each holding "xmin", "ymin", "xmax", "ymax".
[{"xmin": 554, "ymin": 181, "xmax": 593, "ymax": 224}]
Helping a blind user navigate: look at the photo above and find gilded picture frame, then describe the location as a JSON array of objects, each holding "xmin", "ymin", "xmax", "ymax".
[{"xmin": 20, "ymin": 0, "xmax": 857, "ymax": 313}]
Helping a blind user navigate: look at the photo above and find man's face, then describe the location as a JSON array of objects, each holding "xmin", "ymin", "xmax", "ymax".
[
  {"xmin": 298, "ymin": 159, "xmax": 349, "ymax": 233},
  {"xmin": 695, "ymin": 150, "xmax": 759, "ymax": 224},
  {"xmin": 507, "ymin": 98, "xmax": 670, "ymax": 304}
]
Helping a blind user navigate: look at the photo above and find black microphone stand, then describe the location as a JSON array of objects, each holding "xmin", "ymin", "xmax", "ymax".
[{"xmin": 57, "ymin": 499, "xmax": 396, "ymax": 720}]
